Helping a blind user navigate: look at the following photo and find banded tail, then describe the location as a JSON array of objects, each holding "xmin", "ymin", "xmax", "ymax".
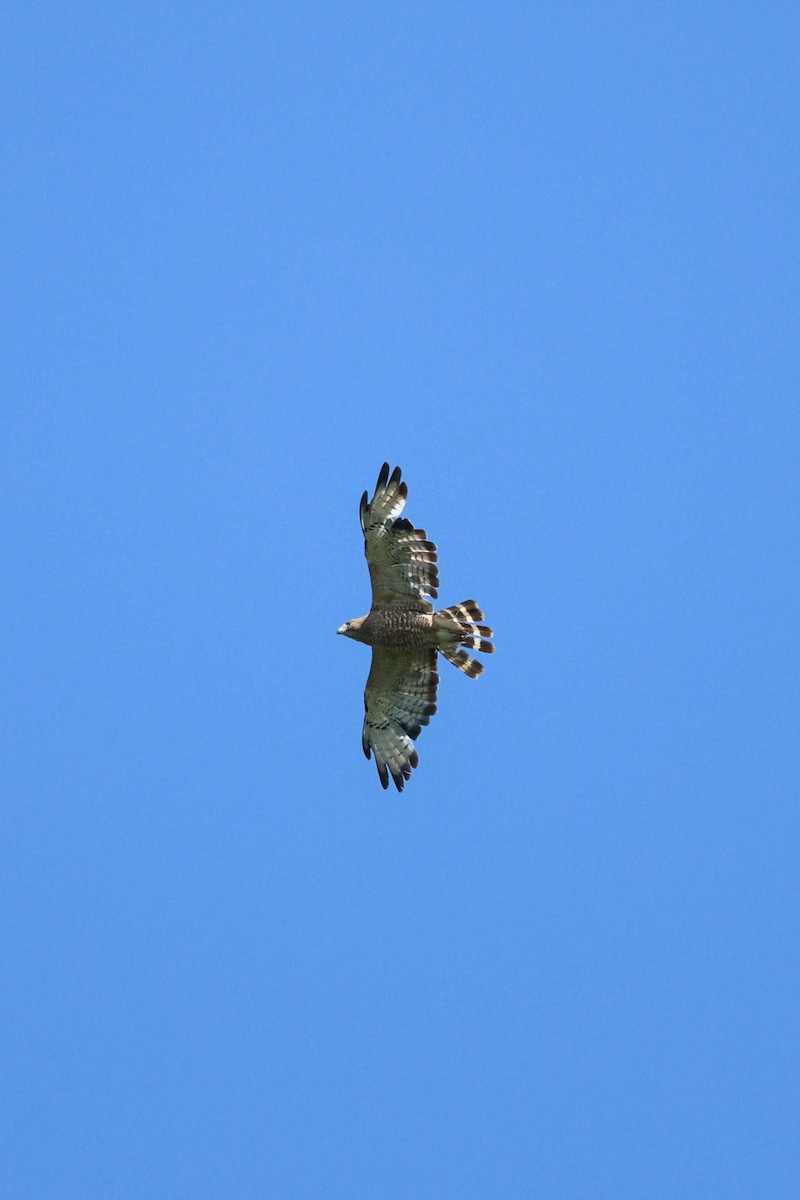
[{"xmin": 436, "ymin": 599, "xmax": 495, "ymax": 678}]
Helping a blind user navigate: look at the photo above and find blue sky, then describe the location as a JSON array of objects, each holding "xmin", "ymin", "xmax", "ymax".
[{"xmin": 2, "ymin": 2, "xmax": 798, "ymax": 1197}]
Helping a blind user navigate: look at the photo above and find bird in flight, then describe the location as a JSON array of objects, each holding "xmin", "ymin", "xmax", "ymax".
[{"xmin": 338, "ymin": 463, "xmax": 494, "ymax": 791}]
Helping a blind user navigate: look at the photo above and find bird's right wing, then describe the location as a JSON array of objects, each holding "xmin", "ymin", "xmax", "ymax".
[{"xmin": 362, "ymin": 645, "xmax": 439, "ymax": 791}]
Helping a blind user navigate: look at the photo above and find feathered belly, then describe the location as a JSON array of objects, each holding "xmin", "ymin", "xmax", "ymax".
[{"xmin": 362, "ymin": 609, "xmax": 436, "ymax": 647}]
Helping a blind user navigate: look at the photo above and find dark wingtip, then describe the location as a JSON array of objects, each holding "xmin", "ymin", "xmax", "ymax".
[{"xmin": 377, "ymin": 462, "xmax": 390, "ymax": 489}]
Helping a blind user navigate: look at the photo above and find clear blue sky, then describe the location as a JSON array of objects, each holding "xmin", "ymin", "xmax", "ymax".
[{"xmin": 2, "ymin": 2, "xmax": 798, "ymax": 1197}]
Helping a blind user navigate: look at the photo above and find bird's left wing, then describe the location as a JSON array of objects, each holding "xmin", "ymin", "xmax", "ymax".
[
  {"xmin": 360, "ymin": 463, "xmax": 438, "ymax": 612},
  {"xmin": 362, "ymin": 645, "xmax": 439, "ymax": 791}
]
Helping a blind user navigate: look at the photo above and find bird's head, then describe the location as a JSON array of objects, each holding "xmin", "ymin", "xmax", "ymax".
[{"xmin": 337, "ymin": 616, "xmax": 367, "ymax": 641}]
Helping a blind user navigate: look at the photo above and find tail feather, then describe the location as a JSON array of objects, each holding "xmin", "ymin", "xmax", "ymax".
[
  {"xmin": 436, "ymin": 598, "xmax": 494, "ymax": 676},
  {"xmin": 460, "ymin": 635, "xmax": 495, "ymax": 654},
  {"xmin": 439, "ymin": 599, "xmax": 485, "ymax": 623},
  {"xmin": 441, "ymin": 646, "xmax": 484, "ymax": 678}
]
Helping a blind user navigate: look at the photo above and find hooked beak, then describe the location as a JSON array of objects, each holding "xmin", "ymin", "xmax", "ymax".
[{"xmin": 336, "ymin": 624, "xmax": 347, "ymax": 635}]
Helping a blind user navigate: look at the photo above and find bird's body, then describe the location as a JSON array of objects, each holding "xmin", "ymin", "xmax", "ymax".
[
  {"xmin": 338, "ymin": 463, "xmax": 494, "ymax": 791},
  {"xmin": 341, "ymin": 608, "xmax": 434, "ymax": 647}
]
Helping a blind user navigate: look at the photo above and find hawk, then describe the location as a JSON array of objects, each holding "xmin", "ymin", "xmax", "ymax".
[{"xmin": 337, "ymin": 463, "xmax": 494, "ymax": 791}]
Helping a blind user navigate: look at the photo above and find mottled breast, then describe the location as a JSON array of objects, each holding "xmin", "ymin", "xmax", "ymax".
[{"xmin": 363, "ymin": 608, "xmax": 436, "ymax": 648}]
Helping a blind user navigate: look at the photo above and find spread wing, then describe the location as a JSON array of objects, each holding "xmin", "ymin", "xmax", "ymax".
[
  {"xmin": 360, "ymin": 463, "xmax": 438, "ymax": 613},
  {"xmin": 362, "ymin": 646, "xmax": 439, "ymax": 791}
]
